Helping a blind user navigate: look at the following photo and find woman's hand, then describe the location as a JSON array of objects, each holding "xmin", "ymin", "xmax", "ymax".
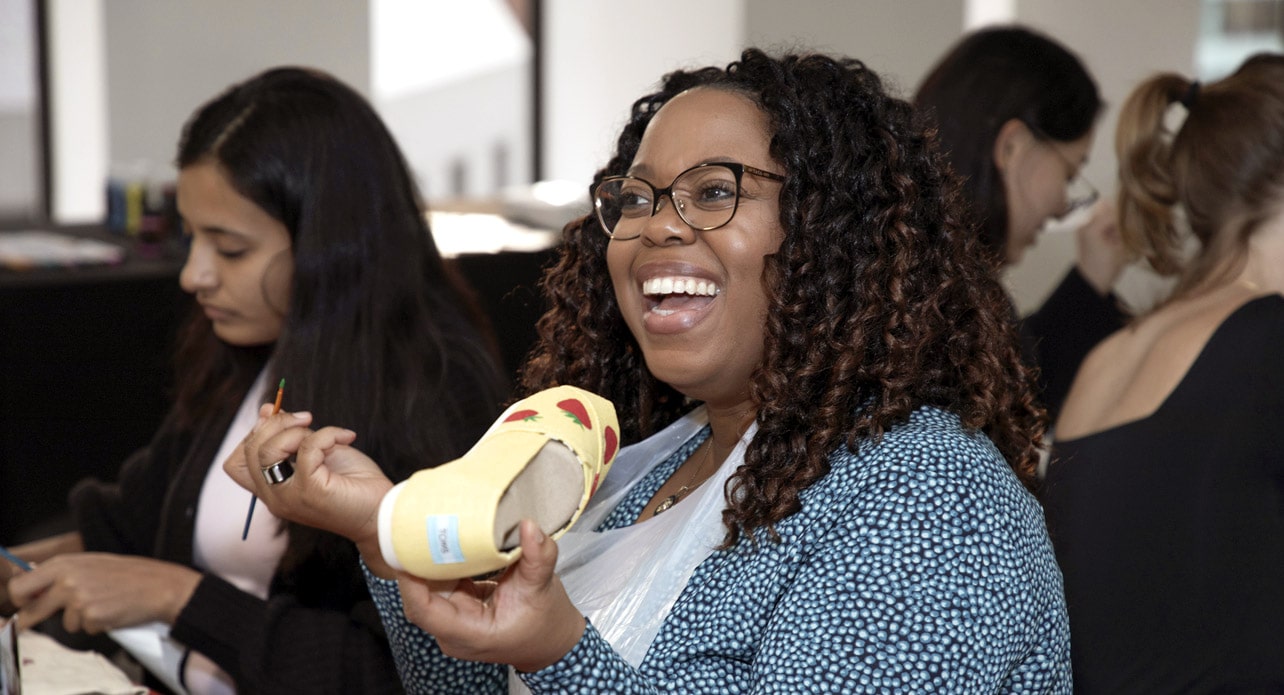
[
  {"xmin": 1, "ymin": 532, "xmax": 84, "ymax": 615},
  {"xmin": 398, "ymin": 519, "xmax": 586, "ymax": 673},
  {"xmin": 8, "ymin": 553, "xmax": 201, "ymax": 634},
  {"xmin": 1075, "ymin": 198, "xmax": 1130, "ymax": 296},
  {"xmin": 1, "ymin": 561, "xmax": 19, "ymax": 615},
  {"xmin": 225, "ymin": 406, "xmax": 395, "ymax": 572}
]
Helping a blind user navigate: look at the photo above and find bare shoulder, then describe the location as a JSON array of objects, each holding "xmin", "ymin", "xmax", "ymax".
[
  {"xmin": 1056, "ymin": 290, "xmax": 1255, "ymax": 440},
  {"xmin": 1055, "ymin": 325, "xmax": 1142, "ymax": 439}
]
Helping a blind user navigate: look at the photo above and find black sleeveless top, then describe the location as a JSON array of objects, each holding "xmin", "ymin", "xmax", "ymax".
[{"xmin": 1042, "ymin": 295, "xmax": 1284, "ymax": 694}]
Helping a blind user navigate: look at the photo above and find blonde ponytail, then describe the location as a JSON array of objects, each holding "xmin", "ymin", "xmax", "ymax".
[
  {"xmin": 1114, "ymin": 74, "xmax": 1189, "ymax": 276},
  {"xmin": 1116, "ymin": 54, "xmax": 1284, "ymax": 305}
]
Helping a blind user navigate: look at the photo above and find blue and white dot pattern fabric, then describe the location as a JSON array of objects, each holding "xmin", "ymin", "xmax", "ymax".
[{"xmin": 365, "ymin": 406, "xmax": 1071, "ymax": 693}]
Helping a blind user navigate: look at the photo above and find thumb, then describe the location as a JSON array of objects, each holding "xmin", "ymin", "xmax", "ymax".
[{"xmin": 514, "ymin": 519, "xmax": 557, "ymax": 586}]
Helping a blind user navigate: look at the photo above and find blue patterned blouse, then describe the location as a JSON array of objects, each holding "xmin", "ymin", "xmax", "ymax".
[{"xmin": 365, "ymin": 407, "xmax": 1071, "ymax": 693}]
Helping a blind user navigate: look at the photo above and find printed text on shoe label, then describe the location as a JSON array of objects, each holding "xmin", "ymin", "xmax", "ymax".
[{"xmin": 426, "ymin": 514, "xmax": 465, "ymax": 565}]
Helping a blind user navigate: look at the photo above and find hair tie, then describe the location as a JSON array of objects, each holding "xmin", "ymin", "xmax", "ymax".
[{"xmin": 1179, "ymin": 80, "xmax": 1201, "ymax": 109}]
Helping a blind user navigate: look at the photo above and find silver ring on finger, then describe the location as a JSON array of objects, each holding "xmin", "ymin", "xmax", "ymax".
[{"xmin": 261, "ymin": 458, "xmax": 295, "ymax": 485}]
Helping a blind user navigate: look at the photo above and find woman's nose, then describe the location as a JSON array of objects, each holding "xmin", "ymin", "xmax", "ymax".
[
  {"xmin": 179, "ymin": 244, "xmax": 216, "ymax": 294},
  {"xmin": 639, "ymin": 194, "xmax": 696, "ymax": 247}
]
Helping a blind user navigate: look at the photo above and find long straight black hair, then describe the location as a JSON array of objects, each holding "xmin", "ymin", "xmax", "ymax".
[{"xmin": 174, "ymin": 67, "xmax": 506, "ymax": 569}]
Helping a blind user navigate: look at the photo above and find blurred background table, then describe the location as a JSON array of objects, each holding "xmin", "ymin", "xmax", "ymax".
[
  {"xmin": 0, "ymin": 226, "xmax": 189, "ymax": 543},
  {"xmin": 0, "ymin": 213, "xmax": 562, "ymax": 543}
]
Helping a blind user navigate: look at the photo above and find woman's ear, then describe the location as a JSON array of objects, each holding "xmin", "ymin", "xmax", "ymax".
[{"xmin": 993, "ymin": 118, "xmax": 1033, "ymax": 174}]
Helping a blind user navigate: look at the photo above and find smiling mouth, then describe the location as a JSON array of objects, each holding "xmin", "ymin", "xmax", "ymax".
[
  {"xmin": 642, "ymin": 275, "xmax": 720, "ymax": 316},
  {"xmin": 201, "ymin": 304, "xmax": 235, "ymax": 320}
]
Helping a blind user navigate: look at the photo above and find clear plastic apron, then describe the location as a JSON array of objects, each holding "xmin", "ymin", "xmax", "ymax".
[{"xmin": 509, "ymin": 408, "xmax": 754, "ymax": 693}]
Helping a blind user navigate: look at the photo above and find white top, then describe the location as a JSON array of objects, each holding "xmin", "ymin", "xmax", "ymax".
[
  {"xmin": 509, "ymin": 407, "xmax": 753, "ymax": 694},
  {"xmin": 186, "ymin": 369, "xmax": 290, "ymax": 694}
]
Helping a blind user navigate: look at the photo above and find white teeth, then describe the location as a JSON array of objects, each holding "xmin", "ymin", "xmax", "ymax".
[{"xmin": 642, "ymin": 276, "xmax": 720, "ymax": 297}]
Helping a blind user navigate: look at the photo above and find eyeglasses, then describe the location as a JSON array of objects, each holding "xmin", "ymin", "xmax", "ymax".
[
  {"xmin": 1045, "ymin": 142, "xmax": 1099, "ymax": 217},
  {"xmin": 1025, "ymin": 123, "xmax": 1099, "ymax": 218},
  {"xmin": 593, "ymin": 162, "xmax": 786, "ymax": 240}
]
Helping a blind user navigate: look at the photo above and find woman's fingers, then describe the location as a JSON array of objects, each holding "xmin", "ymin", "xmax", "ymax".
[
  {"xmin": 398, "ymin": 574, "xmax": 484, "ymax": 654},
  {"xmin": 395, "ymin": 520, "xmax": 583, "ymax": 672},
  {"xmin": 10, "ymin": 571, "xmax": 60, "ymax": 631},
  {"xmin": 224, "ymin": 409, "xmax": 312, "ymax": 491},
  {"xmin": 513, "ymin": 519, "xmax": 557, "ymax": 587},
  {"xmin": 225, "ymin": 411, "xmax": 314, "ymax": 496},
  {"xmin": 249, "ymin": 411, "xmax": 314, "ymax": 468},
  {"xmin": 241, "ymin": 425, "xmax": 386, "ymax": 541},
  {"xmin": 293, "ymin": 426, "xmax": 359, "ymax": 479},
  {"xmin": 12, "ymin": 555, "xmax": 199, "ymax": 634},
  {"xmin": 1074, "ymin": 199, "xmax": 1130, "ymax": 294},
  {"xmin": 7, "ymin": 565, "xmax": 52, "ymax": 607}
]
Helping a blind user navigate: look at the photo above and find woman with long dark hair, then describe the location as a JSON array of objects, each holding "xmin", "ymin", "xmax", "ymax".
[
  {"xmin": 915, "ymin": 26, "xmax": 1130, "ymax": 419},
  {"xmin": 4, "ymin": 67, "xmax": 506, "ymax": 693}
]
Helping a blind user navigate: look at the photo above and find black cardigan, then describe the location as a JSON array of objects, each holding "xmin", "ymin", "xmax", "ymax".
[
  {"xmin": 70, "ymin": 404, "xmax": 405, "ymax": 693},
  {"xmin": 70, "ymin": 363, "xmax": 500, "ymax": 693},
  {"xmin": 1020, "ymin": 267, "xmax": 1128, "ymax": 422}
]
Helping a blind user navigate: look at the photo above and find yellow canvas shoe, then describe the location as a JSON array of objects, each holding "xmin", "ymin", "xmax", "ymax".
[{"xmin": 378, "ymin": 385, "xmax": 619, "ymax": 580}]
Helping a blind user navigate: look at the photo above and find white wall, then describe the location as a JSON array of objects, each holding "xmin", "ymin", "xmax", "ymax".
[
  {"xmin": 1002, "ymin": 0, "xmax": 1201, "ymax": 313},
  {"xmin": 541, "ymin": 0, "xmax": 966, "ymax": 185},
  {"xmin": 540, "ymin": 0, "xmax": 965, "ymax": 184},
  {"xmin": 46, "ymin": 0, "xmax": 370, "ymax": 224},
  {"xmin": 0, "ymin": 0, "xmax": 41, "ymax": 217},
  {"xmin": 47, "ymin": 0, "xmax": 108, "ymax": 224},
  {"xmin": 103, "ymin": 0, "xmax": 370, "ymax": 179},
  {"xmin": 744, "ymin": 0, "xmax": 966, "ymax": 97},
  {"xmin": 378, "ymin": 65, "xmax": 531, "ymax": 201},
  {"xmin": 46, "ymin": 0, "xmax": 1221, "ymax": 310},
  {"xmin": 541, "ymin": 0, "xmax": 746, "ymax": 186},
  {"xmin": 47, "ymin": 0, "xmax": 533, "ymax": 222},
  {"xmin": 371, "ymin": 0, "xmax": 532, "ymax": 201}
]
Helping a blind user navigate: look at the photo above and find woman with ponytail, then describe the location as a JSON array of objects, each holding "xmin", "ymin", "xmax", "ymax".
[{"xmin": 1043, "ymin": 54, "xmax": 1284, "ymax": 693}]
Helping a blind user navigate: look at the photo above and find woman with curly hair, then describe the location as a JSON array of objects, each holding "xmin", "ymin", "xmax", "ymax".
[
  {"xmin": 231, "ymin": 49, "xmax": 1070, "ymax": 693},
  {"xmin": 1042, "ymin": 54, "xmax": 1284, "ymax": 692}
]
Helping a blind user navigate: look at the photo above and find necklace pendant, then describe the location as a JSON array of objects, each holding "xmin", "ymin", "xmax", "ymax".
[{"xmin": 654, "ymin": 495, "xmax": 677, "ymax": 515}]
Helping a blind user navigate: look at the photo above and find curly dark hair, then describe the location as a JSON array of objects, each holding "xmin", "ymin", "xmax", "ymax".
[{"xmin": 520, "ymin": 49, "xmax": 1045, "ymax": 546}]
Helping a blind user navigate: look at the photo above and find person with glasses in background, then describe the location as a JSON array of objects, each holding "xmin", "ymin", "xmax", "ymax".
[
  {"xmin": 915, "ymin": 25, "xmax": 1132, "ymax": 422},
  {"xmin": 230, "ymin": 49, "xmax": 1071, "ymax": 693}
]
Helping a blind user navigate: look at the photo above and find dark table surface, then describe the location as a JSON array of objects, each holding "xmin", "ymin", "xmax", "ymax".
[{"xmin": 0, "ymin": 228, "xmax": 189, "ymax": 541}]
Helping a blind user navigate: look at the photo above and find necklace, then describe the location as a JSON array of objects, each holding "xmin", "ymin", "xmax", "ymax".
[{"xmin": 653, "ymin": 440, "xmax": 715, "ymax": 516}]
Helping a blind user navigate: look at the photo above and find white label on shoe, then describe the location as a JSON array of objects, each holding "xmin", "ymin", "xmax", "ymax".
[{"xmin": 426, "ymin": 514, "xmax": 465, "ymax": 565}]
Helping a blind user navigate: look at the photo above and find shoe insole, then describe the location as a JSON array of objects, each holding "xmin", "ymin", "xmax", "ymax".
[{"xmin": 494, "ymin": 440, "xmax": 583, "ymax": 550}]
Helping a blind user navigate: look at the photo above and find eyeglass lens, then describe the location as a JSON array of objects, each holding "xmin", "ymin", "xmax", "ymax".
[
  {"xmin": 1064, "ymin": 173, "xmax": 1098, "ymax": 215},
  {"xmin": 595, "ymin": 164, "xmax": 742, "ymax": 238},
  {"xmin": 1030, "ymin": 126, "xmax": 1099, "ymax": 218}
]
